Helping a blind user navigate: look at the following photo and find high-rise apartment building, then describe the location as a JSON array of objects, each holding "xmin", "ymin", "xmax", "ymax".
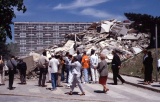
[{"xmin": 14, "ymin": 22, "xmax": 91, "ymax": 57}]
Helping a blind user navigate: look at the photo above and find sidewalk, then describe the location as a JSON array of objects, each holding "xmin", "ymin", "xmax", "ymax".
[{"xmin": 108, "ymin": 72, "xmax": 160, "ymax": 93}]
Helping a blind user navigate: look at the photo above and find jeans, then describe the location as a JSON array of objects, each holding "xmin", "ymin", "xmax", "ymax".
[
  {"xmin": 83, "ymin": 68, "xmax": 89, "ymax": 82},
  {"xmin": 51, "ymin": 73, "xmax": 57, "ymax": 89}
]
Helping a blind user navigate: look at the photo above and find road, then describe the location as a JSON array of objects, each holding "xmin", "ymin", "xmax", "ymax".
[{"xmin": 0, "ymin": 79, "xmax": 159, "ymax": 102}]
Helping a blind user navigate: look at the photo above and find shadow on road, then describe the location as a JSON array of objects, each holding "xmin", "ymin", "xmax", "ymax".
[
  {"xmin": 94, "ymin": 90, "xmax": 104, "ymax": 93},
  {"xmin": 151, "ymin": 85, "xmax": 160, "ymax": 87}
]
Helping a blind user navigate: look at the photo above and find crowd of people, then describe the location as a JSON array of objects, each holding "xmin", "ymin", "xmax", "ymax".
[
  {"xmin": 36, "ymin": 49, "xmax": 110, "ymax": 95},
  {"xmin": 0, "ymin": 48, "xmax": 154, "ymax": 95}
]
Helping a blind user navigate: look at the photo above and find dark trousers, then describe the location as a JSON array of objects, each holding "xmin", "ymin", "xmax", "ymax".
[
  {"xmin": 112, "ymin": 66, "xmax": 125, "ymax": 84},
  {"xmin": 65, "ymin": 65, "xmax": 69, "ymax": 83},
  {"xmin": 9, "ymin": 70, "xmax": 14, "ymax": 88},
  {"xmin": 38, "ymin": 68, "xmax": 47, "ymax": 86},
  {"xmin": 20, "ymin": 71, "xmax": 26, "ymax": 83}
]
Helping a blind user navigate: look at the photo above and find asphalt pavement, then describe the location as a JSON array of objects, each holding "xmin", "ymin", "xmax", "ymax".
[
  {"xmin": 108, "ymin": 73, "xmax": 160, "ymax": 93},
  {"xmin": 0, "ymin": 72, "xmax": 160, "ymax": 102}
]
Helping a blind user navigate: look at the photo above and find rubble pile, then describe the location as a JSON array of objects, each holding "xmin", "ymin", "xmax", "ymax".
[
  {"xmin": 25, "ymin": 19, "xmax": 151, "ymax": 78},
  {"xmin": 57, "ymin": 19, "xmax": 150, "ymax": 62}
]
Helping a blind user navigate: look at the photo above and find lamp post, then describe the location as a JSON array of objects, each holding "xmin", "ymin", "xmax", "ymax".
[{"xmin": 155, "ymin": 24, "xmax": 158, "ymax": 82}]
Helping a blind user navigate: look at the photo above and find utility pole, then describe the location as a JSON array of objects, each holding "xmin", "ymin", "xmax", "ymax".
[{"xmin": 155, "ymin": 24, "xmax": 158, "ymax": 82}]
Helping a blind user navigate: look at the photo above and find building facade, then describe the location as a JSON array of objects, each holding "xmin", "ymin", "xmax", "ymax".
[{"xmin": 14, "ymin": 22, "xmax": 91, "ymax": 57}]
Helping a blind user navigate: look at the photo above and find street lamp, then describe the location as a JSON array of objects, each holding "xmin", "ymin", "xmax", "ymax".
[{"xmin": 155, "ymin": 24, "xmax": 158, "ymax": 82}]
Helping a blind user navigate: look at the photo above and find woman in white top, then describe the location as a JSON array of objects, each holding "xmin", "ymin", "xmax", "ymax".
[{"xmin": 68, "ymin": 56, "xmax": 85, "ymax": 96}]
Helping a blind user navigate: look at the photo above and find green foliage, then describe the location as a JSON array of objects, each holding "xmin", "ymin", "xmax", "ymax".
[
  {"xmin": 0, "ymin": 42, "xmax": 10, "ymax": 59},
  {"xmin": 0, "ymin": 42, "xmax": 18, "ymax": 59},
  {"xmin": 0, "ymin": 0, "xmax": 26, "ymax": 42},
  {"xmin": 124, "ymin": 13, "xmax": 160, "ymax": 48}
]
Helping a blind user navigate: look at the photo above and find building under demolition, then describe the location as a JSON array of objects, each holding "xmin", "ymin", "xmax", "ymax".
[{"xmin": 20, "ymin": 19, "xmax": 150, "ymax": 76}]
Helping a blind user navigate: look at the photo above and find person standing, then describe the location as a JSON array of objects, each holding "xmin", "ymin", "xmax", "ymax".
[
  {"xmin": 97, "ymin": 54, "xmax": 109, "ymax": 93},
  {"xmin": 143, "ymin": 51, "xmax": 153, "ymax": 85},
  {"xmin": 81, "ymin": 51, "xmax": 90, "ymax": 84},
  {"xmin": 142, "ymin": 49, "xmax": 148, "ymax": 82},
  {"xmin": 7, "ymin": 55, "xmax": 17, "ymax": 90},
  {"xmin": 0, "ymin": 55, "xmax": 5, "ymax": 85},
  {"xmin": 111, "ymin": 50, "xmax": 125, "ymax": 85},
  {"xmin": 66, "ymin": 55, "xmax": 73, "ymax": 88},
  {"xmin": 46, "ymin": 57, "xmax": 52, "ymax": 83},
  {"xmin": 38, "ymin": 51, "xmax": 49, "ymax": 87},
  {"xmin": 64, "ymin": 52, "xmax": 70, "ymax": 83},
  {"xmin": 90, "ymin": 49, "xmax": 99, "ymax": 84},
  {"xmin": 56, "ymin": 55, "xmax": 63, "ymax": 87},
  {"xmin": 68, "ymin": 56, "xmax": 85, "ymax": 96},
  {"xmin": 17, "ymin": 59, "xmax": 27, "ymax": 84},
  {"xmin": 49, "ymin": 54, "xmax": 59, "ymax": 91}
]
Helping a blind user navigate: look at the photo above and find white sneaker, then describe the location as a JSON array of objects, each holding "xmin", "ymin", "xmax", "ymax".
[{"xmin": 83, "ymin": 82, "xmax": 86, "ymax": 84}]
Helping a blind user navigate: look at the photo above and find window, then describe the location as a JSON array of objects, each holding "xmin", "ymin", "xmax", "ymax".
[
  {"xmin": 55, "ymin": 39, "xmax": 60, "ymax": 44},
  {"xmin": 29, "ymin": 41, "xmax": 35, "ymax": 43},
  {"xmin": 28, "ymin": 26, "xmax": 34, "ymax": 29},
  {"xmin": 28, "ymin": 34, "xmax": 34, "ymax": 36},
  {"xmin": 20, "ymin": 33, "xmax": 26, "ymax": 37},
  {"xmin": 37, "ymin": 40, "xmax": 43, "ymax": 45},
  {"xmin": 84, "ymin": 25, "xmax": 89, "ymax": 29},
  {"xmin": 69, "ymin": 25, "xmax": 75, "ymax": 30},
  {"xmin": 53, "ymin": 32, "xmax": 59, "ymax": 38},
  {"xmin": 37, "ymin": 47, "xmax": 44, "ymax": 50},
  {"xmin": 45, "ymin": 27, "xmax": 51, "ymax": 29},
  {"xmin": 36, "ymin": 33, "xmax": 43, "ymax": 37},
  {"xmin": 28, "ymin": 48, "xmax": 35, "ymax": 51},
  {"xmin": 20, "ymin": 47, "xmax": 26, "ymax": 52},
  {"xmin": 45, "ymin": 41, "xmax": 51, "ymax": 43},
  {"xmin": 20, "ymin": 40, "xmax": 26, "ymax": 45},
  {"xmin": 45, "ymin": 34, "xmax": 51, "ymax": 36},
  {"xmin": 20, "ymin": 26, "xmax": 26, "ymax": 30},
  {"xmin": 36, "ymin": 25, "xmax": 43, "ymax": 30},
  {"xmin": 53, "ymin": 26, "xmax": 59, "ymax": 30}
]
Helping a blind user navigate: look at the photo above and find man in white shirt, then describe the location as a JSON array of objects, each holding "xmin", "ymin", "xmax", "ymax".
[
  {"xmin": 90, "ymin": 49, "xmax": 99, "ymax": 84},
  {"xmin": 49, "ymin": 54, "xmax": 59, "ymax": 91}
]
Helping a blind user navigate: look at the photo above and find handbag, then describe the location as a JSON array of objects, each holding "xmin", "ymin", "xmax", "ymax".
[{"xmin": 10, "ymin": 60, "xmax": 18, "ymax": 74}]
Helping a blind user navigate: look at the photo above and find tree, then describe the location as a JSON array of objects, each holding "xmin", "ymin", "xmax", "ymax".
[
  {"xmin": 0, "ymin": 42, "xmax": 10, "ymax": 59},
  {"xmin": 0, "ymin": 0, "xmax": 26, "ymax": 42},
  {"xmin": 124, "ymin": 13, "xmax": 160, "ymax": 48}
]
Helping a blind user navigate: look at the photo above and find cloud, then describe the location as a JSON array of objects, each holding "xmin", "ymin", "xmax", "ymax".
[
  {"xmin": 79, "ymin": 8, "xmax": 125, "ymax": 20},
  {"xmin": 53, "ymin": 0, "xmax": 110, "ymax": 10}
]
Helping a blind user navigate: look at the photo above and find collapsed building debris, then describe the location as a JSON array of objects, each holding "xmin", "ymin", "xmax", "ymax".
[{"xmin": 22, "ymin": 19, "xmax": 150, "ymax": 78}]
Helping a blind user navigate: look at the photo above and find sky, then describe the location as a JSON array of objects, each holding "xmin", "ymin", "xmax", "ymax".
[
  {"xmin": 9, "ymin": 0, "xmax": 160, "ymax": 42},
  {"xmin": 13, "ymin": 0, "xmax": 160, "ymax": 22}
]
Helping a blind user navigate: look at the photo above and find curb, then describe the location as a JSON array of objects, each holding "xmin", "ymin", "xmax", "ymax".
[{"xmin": 108, "ymin": 77, "xmax": 160, "ymax": 93}]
